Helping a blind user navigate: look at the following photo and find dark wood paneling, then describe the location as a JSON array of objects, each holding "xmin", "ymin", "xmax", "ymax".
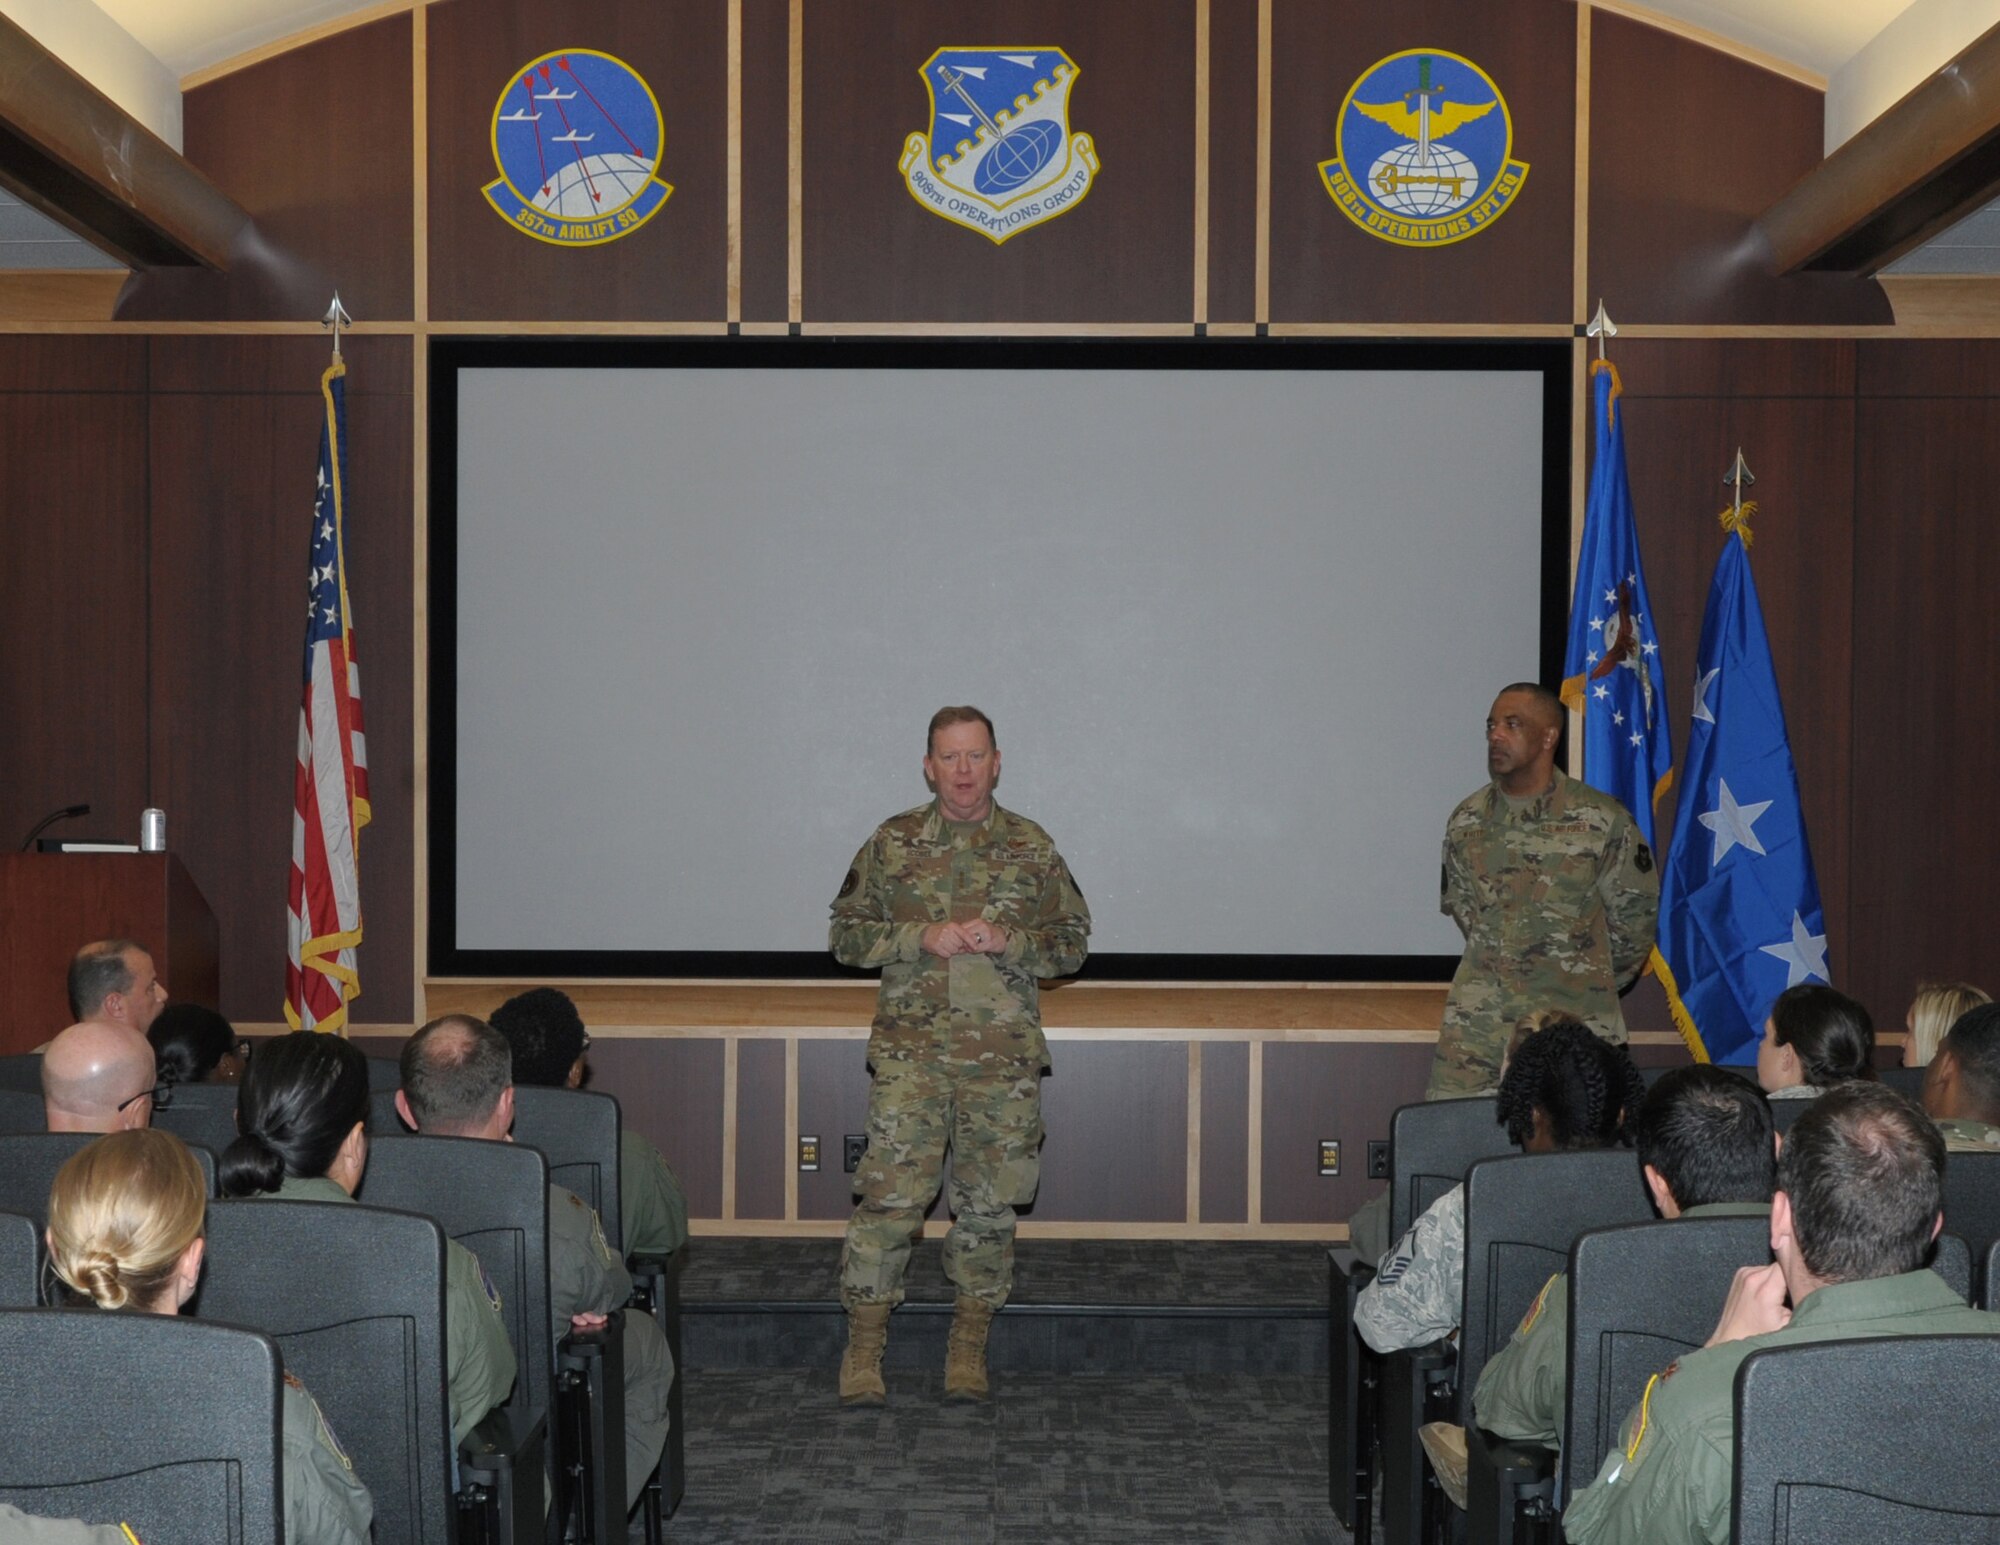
[
  {"xmin": 586, "ymin": 1035, "xmax": 726, "ymax": 1218},
  {"xmin": 1612, "ymin": 340, "xmax": 1856, "ymax": 400},
  {"xmin": 1262, "ymin": 1041, "xmax": 1430, "ymax": 1222},
  {"xmin": 147, "ymin": 334, "xmax": 412, "ymax": 396},
  {"xmin": 801, "ymin": 1, "xmax": 1196, "ymax": 322},
  {"xmin": 427, "ymin": 0, "xmax": 728, "ymax": 321},
  {"xmin": 146, "ymin": 337, "xmax": 414, "ymax": 1024},
  {"xmin": 1205, "ymin": 0, "xmax": 1258, "ymax": 323},
  {"xmin": 739, "ymin": 0, "xmax": 791, "ymax": 322},
  {"xmin": 1848, "ymin": 391, "xmax": 2000, "ymax": 1022},
  {"xmin": 1588, "ymin": 13, "xmax": 1889, "ymax": 326},
  {"xmin": 119, "ymin": 17, "xmax": 414, "ymax": 322},
  {"xmin": 733, "ymin": 1036, "xmax": 785, "ymax": 1218},
  {"xmin": 0, "ymin": 336, "xmax": 146, "ymax": 393},
  {"xmin": 1034, "ymin": 1040, "xmax": 1187, "ymax": 1221},
  {"xmin": 1857, "ymin": 339, "xmax": 2000, "ymax": 397},
  {"xmin": 1269, "ymin": 0, "xmax": 1575, "ymax": 324},
  {"xmin": 0, "ymin": 386, "xmax": 150, "ymax": 879},
  {"xmin": 1198, "ymin": 1039, "xmax": 1248, "ymax": 1223},
  {"xmin": 796, "ymin": 1037, "xmax": 874, "ymax": 1221}
]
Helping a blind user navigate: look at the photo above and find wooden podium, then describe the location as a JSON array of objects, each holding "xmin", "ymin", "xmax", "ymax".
[{"xmin": 0, "ymin": 854, "xmax": 220, "ymax": 1054}]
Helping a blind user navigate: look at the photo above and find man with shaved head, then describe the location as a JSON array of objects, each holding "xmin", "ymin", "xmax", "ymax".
[
  {"xmin": 41, "ymin": 1021, "xmax": 160, "ymax": 1132},
  {"xmin": 67, "ymin": 939, "xmax": 168, "ymax": 1035},
  {"xmin": 1430, "ymin": 681, "xmax": 1658, "ymax": 1097}
]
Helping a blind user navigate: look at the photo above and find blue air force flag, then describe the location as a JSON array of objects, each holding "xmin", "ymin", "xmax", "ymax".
[
  {"xmin": 1653, "ymin": 519, "xmax": 1829, "ymax": 1064},
  {"xmin": 1560, "ymin": 360, "xmax": 1673, "ymax": 850}
]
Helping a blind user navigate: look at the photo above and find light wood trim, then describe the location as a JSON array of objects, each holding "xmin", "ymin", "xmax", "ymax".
[
  {"xmin": 1246, "ymin": 1039, "xmax": 1264, "ymax": 1224},
  {"xmin": 181, "ymin": 0, "xmax": 415, "ymax": 91},
  {"xmin": 783, "ymin": 1034, "xmax": 799, "ymax": 1221},
  {"xmin": 1269, "ymin": 322, "xmax": 1575, "ymax": 338},
  {"xmin": 721, "ymin": 1037, "xmax": 740, "ymax": 1220},
  {"xmin": 787, "ymin": 0, "xmax": 803, "ymax": 324},
  {"xmin": 0, "ymin": 271, "xmax": 128, "ymax": 322},
  {"xmin": 799, "ymin": 321, "xmax": 1198, "ymax": 337},
  {"xmin": 1577, "ymin": 0, "xmax": 1826, "ymax": 90},
  {"xmin": 726, "ymin": 0, "xmax": 743, "ymax": 324},
  {"xmin": 1878, "ymin": 274, "xmax": 2000, "ymax": 332},
  {"xmin": 1567, "ymin": 335, "xmax": 1588, "ymax": 780},
  {"xmin": 1254, "ymin": 0, "xmax": 1272, "ymax": 325},
  {"xmin": 1205, "ymin": 321, "xmax": 1258, "ymax": 337},
  {"xmin": 424, "ymin": 320, "xmax": 731, "ymax": 335},
  {"xmin": 1186, "ymin": 1039, "xmax": 1203, "ymax": 1224},
  {"xmin": 1573, "ymin": 4, "xmax": 1592, "ymax": 327},
  {"xmin": 0, "ymin": 320, "xmax": 415, "ymax": 334},
  {"xmin": 1614, "ymin": 323, "xmax": 1895, "ymax": 337},
  {"xmin": 410, "ymin": 0, "xmax": 429, "ymax": 1021},
  {"xmin": 1193, "ymin": 0, "xmax": 1211, "ymax": 326},
  {"xmin": 691, "ymin": 1217, "xmax": 1341, "ymax": 1242},
  {"xmin": 736, "ymin": 320, "xmax": 792, "ymax": 336}
]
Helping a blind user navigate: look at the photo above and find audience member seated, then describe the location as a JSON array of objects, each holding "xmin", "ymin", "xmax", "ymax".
[
  {"xmin": 45, "ymin": 1127, "xmax": 373, "ymax": 1544},
  {"xmin": 1921, "ymin": 1002, "xmax": 2000, "ymax": 1153},
  {"xmin": 1564, "ymin": 1082, "xmax": 2000, "ymax": 1545},
  {"xmin": 67, "ymin": 938, "xmax": 168, "ymax": 1035},
  {"xmin": 1904, "ymin": 981, "xmax": 1992, "ymax": 1070},
  {"xmin": 397, "ymin": 1014, "xmax": 673, "ymax": 1514},
  {"xmin": 0, "ymin": 1502, "xmax": 135, "ymax": 1542},
  {"xmin": 220, "ymin": 1030, "xmax": 517, "ymax": 1446},
  {"xmin": 490, "ymin": 986, "xmax": 690, "ymax": 1257},
  {"xmin": 1472, "ymin": 1065, "xmax": 1777, "ymax": 1449},
  {"xmin": 149, "ymin": 1002, "xmax": 250, "ymax": 1088},
  {"xmin": 1354, "ymin": 1018, "xmax": 1645, "ymax": 1356},
  {"xmin": 1755, "ymin": 983, "xmax": 1874, "ymax": 1100},
  {"xmin": 40, "ymin": 1021, "xmax": 160, "ymax": 1133}
]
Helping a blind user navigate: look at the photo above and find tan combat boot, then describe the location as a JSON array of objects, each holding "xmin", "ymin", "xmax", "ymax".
[
  {"xmin": 839, "ymin": 1302, "xmax": 891, "ymax": 1406},
  {"xmin": 943, "ymin": 1296, "xmax": 995, "ymax": 1402}
]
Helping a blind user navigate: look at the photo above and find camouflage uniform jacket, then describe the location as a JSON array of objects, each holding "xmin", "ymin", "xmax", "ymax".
[
  {"xmin": 1937, "ymin": 1116, "xmax": 2000, "ymax": 1153},
  {"xmin": 1563, "ymin": 1271, "xmax": 2000, "ymax": 1545},
  {"xmin": 1470, "ymin": 1203, "xmax": 1770, "ymax": 1445},
  {"xmin": 1354, "ymin": 1183, "xmax": 1464, "ymax": 1354},
  {"xmin": 830, "ymin": 799, "xmax": 1090, "ymax": 1068},
  {"xmin": 1442, "ymin": 771, "xmax": 1658, "ymax": 1044}
]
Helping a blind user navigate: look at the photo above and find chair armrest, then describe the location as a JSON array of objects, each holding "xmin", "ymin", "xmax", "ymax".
[
  {"xmin": 458, "ymin": 1404, "xmax": 548, "ymax": 1543},
  {"xmin": 1465, "ymin": 1425, "xmax": 1558, "ymax": 1545}
]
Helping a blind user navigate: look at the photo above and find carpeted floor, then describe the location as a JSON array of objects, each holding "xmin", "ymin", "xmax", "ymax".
[{"xmin": 642, "ymin": 1367, "xmax": 1343, "ymax": 1544}]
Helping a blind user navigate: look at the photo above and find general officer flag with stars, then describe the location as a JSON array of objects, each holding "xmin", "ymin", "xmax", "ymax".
[
  {"xmin": 1560, "ymin": 359, "xmax": 1674, "ymax": 850},
  {"xmin": 1652, "ymin": 511, "xmax": 1828, "ymax": 1065}
]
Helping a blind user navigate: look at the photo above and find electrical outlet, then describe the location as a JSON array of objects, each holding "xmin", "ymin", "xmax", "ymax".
[
  {"xmin": 843, "ymin": 1134, "xmax": 868, "ymax": 1173},
  {"xmin": 1367, "ymin": 1140, "xmax": 1391, "ymax": 1179},
  {"xmin": 1318, "ymin": 1139, "xmax": 1341, "ymax": 1176},
  {"xmin": 798, "ymin": 1135, "xmax": 820, "ymax": 1172}
]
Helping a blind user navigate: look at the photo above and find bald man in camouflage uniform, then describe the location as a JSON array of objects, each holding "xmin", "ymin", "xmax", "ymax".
[
  {"xmin": 832, "ymin": 706, "xmax": 1090, "ymax": 1405},
  {"xmin": 1429, "ymin": 683, "xmax": 1658, "ymax": 1099}
]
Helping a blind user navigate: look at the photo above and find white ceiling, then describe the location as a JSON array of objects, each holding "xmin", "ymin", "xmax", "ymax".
[{"xmin": 1624, "ymin": 0, "xmax": 1914, "ymax": 78}]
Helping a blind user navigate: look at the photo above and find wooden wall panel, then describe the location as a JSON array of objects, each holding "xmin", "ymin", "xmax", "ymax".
[
  {"xmin": 1587, "ymin": 14, "xmax": 1887, "ymax": 327},
  {"xmin": 1268, "ymin": 0, "xmax": 1576, "ymax": 325},
  {"xmin": 0, "ymin": 336, "xmax": 146, "ymax": 394},
  {"xmin": 1857, "ymin": 340, "xmax": 2000, "ymax": 397},
  {"xmin": 1204, "ymin": 0, "xmax": 1259, "ymax": 324},
  {"xmin": 733, "ymin": 1036, "xmax": 786, "ymax": 1217},
  {"xmin": 119, "ymin": 17, "xmax": 415, "ymax": 323},
  {"xmin": 426, "ymin": 0, "xmax": 729, "ymax": 321},
  {"xmin": 587, "ymin": 1034, "xmax": 726, "ymax": 1217},
  {"xmin": 800, "ymin": 0, "xmax": 1197, "ymax": 323},
  {"xmin": 738, "ymin": 0, "xmax": 792, "ymax": 322},
  {"xmin": 1198, "ymin": 1039, "xmax": 1248, "ymax": 1223},
  {"xmin": 796, "ymin": 1036, "xmax": 875, "ymax": 1221},
  {"xmin": 1034, "ymin": 1041, "xmax": 1187, "ymax": 1222},
  {"xmin": 145, "ymin": 336, "xmax": 414, "ymax": 1024},
  {"xmin": 1263, "ymin": 1041, "xmax": 1431, "ymax": 1222}
]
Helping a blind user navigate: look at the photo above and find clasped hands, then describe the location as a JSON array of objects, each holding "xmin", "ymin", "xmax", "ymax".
[{"xmin": 921, "ymin": 920, "xmax": 1010, "ymax": 958}]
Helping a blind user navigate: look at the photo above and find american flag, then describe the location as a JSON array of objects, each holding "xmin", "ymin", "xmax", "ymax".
[{"xmin": 285, "ymin": 358, "xmax": 369, "ymax": 1031}]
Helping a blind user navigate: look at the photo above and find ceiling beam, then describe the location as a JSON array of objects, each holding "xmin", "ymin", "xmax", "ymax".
[
  {"xmin": 0, "ymin": 12, "xmax": 248, "ymax": 269},
  {"xmin": 1757, "ymin": 17, "xmax": 2000, "ymax": 276}
]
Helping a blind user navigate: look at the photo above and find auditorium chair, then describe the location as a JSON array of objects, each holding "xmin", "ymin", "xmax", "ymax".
[
  {"xmin": 368, "ymin": 1054, "xmax": 404, "ymax": 1090},
  {"xmin": 0, "ymin": 1210, "xmax": 36, "ymax": 1306},
  {"xmin": 1418, "ymin": 1150, "xmax": 1649, "ymax": 1545},
  {"xmin": 0, "ymin": 1309, "xmax": 283, "ymax": 1541},
  {"xmin": 366, "ymin": 1132, "xmax": 626, "ymax": 1544},
  {"xmin": 1985, "ymin": 1241, "xmax": 2000, "ymax": 1312},
  {"xmin": 0, "ymin": 1053, "xmax": 41, "ymax": 1093},
  {"xmin": 1732, "ymin": 1336, "xmax": 2000, "ymax": 1543},
  {"xmin": 0, "ymin": 1133, "xmax": 216, "ymax": 1279},
  {"xmin": 152, "ymin": 1079, "xmax": 242, "ymax": 1154},
  {"xmin": 1943, "ymin": 1150, "xmax": 2000, "ymax": 1302},
  {"xmin": 196, "ymin": 1198, "xmax": 462, "ymax": 1543},
  {"xmin": 1878, "ymin": 1065, "xmax": 1926, "ymax": 1099},
  {"xmin": 0, "ymin": 1086, "xmax": 43, "ymax": 1132},
  {"xmin": 1767, "ymin": 1098, "xmax": 1812, "ymax": 1134},
  {"xmin": 1931, "ymin": 1232, "xmax": 1974, "ymax": 1303}
]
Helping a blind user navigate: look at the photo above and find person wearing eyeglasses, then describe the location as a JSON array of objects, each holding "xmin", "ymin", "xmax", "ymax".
[
  {"xmin": 149, "ymin": 1002, "xmax": 252, "ymax": 1088},
  {"xmin": 40, "ymin": 1020, "xmax": 162, "ymax": 1133}
]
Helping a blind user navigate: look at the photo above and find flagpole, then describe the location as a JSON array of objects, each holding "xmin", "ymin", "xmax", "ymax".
[
  {"xmin": 1720, "ymin": 448, "xmax": 1757, "ymax": 543},
  {"xmin": 322, "ymin": 291, "xmax": 351, "ymax": 363},
  {"xmin": 1586, "ymin": 298, "xmax": 1617, "ymax": 360}
]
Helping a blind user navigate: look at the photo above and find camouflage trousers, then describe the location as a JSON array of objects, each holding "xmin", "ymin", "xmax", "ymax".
[
  {"xmin": 840, "ymin": 1049, "xmax": 1045, "ymax": 1310},
  {"xmin": 1425, "ymin": 1001, "xmax": 1511, "ymax": 1100}
]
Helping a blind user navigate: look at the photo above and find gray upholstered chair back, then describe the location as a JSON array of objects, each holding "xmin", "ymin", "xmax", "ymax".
[
  {"xmin": 0, "ymin": 1086, "xmax": 44, "ymax": 1133},
  {"xmin": 152, "ymin": 1079, "xmax": 241, "ymax": 1154},
  {"xmin": 1386, "ymin": 1095, "xmax": 1509, "ymax": 1240},
  {"xmin": 0, "ymin": 1210, "xmax": 37, "ymax": 1307},
  {"xmin": 511, "ymin": 1086, "xmax": 624, "ymax": 1252}
]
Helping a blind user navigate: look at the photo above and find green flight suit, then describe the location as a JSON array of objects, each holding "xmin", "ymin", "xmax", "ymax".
[
  {"xmin": 1562, "ymin": 1270, "xmax": 2000, "ymax": 1545},
  {"xmin": 283, "ymin": 1370, "xmax": 375, "ymax": 1544},
  {"xmin": 1472, "ymin": 1202, "xmax": 1770, "ymax": 1445},
  {"xmin": 549, "ymin": 1183, "xmax": 673, "ymax": 1511},
  {"xmin": 271, "ymin": 1174, "xmax": 517, "ymax": 1446},
  {"xmin": 619, "ymin": 1127, "xmax": 689, "ymax": 1257},
  {"xmin": 831, "ymin": 798, "xmax": 1090, "ymax": 1309},
  {"xmin": 0, "ymin": 1505, "xmax": 134, "ymax": 1543},
  {"xmin": 1432, "ymin": 771, "xmax": 1658, "ymax": 1099}
]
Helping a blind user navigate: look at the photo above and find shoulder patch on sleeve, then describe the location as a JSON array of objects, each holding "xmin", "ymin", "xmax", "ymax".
[
  {"xmin": 1635, "ymin": 842, "xmax": 1654, "ymax": 873},
  {"xmin": 283, "ymin": 1370, "xmax": 305, "ymax": 1392},
  {"xmin": 1517, "ymin": 1273, "xmax": 1558, "ymax": 1335},
  {"xmin": 839, "ymin": 867, "xmax": 859, "ymax": 898}
]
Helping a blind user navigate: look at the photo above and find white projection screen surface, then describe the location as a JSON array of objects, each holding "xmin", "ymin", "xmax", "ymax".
[{"xmin": 436, "ymin": 341, "xmax": 1563, "ymax": 977}]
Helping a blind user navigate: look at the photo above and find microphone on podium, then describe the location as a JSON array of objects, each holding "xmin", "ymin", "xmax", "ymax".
[{"xmin": 17, "ymin": 803, "xmax": 90, "ymax": 852}]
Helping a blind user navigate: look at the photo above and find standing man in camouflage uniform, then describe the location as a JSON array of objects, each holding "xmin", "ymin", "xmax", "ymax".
[
  {"xmin": 831, "ymin": 706, "xmax": 1090, "ymax": 1405},
  {"xmin": 1430, "ymin": 682, "xmax": 1658, "ymax": 1099}
]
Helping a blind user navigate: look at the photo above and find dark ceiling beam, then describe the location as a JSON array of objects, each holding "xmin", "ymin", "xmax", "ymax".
[
  {"xmin": 0, "ymin": 12, "xmax": 249, "ymax": 269},
  {"xmin": 1757, "ymin": 17, "xmax": 2000, "ymax": 276}
]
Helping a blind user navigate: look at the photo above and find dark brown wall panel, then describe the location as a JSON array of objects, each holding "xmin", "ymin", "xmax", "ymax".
[
  {"xmin": 1588, "ymin": 14, "xmax": 1887, "ymax": 327},
  {"xmin": 1198, "ymin": 1039, "xmax": 1248, "ymax": 1223},
  {"xmin": 1034, "ymin": 1040, "xmax": 1187, "ymax": 1222},
  {"xmin": 1263, "ymin": 1041, "xmax": 1429, "ymax": 1222},
  {"xmin": 120, "ymin": 17, "xmax": 415, "ymax": 323},
  {"xmin": 801, "ymin": 1, "xmax": 1196, "ymax": 323},
  {"xmin": 1204, "ymin": 0, "xmax": 1258, "ymax": 324},
  {"xmin": 588, "ymin": 1036, "xmax": 727, "ymax": 1218},
  {"xmin": 739, "ymin": 0, "xmax": 791, "ymax": 322},
  {"xmin": 145, "ymin": 336, "xmax": 413, "ymax": 1024},
  {"xmin": 1269, "ymin": 0, "xmax": 1575, "ymax": 324},
  {"xmin": 797, "ymin": 1037, "xmax": 875, "ymax": 1221},
  {"xmin": 1612, "ymin": 340, "xmax": 1855, "ymax": 400},
  {"xmin": 427, "ymin": 0, "xmax": 728, "ymax": 321},
  {"xmin": 733, "ymin": 1036, "xmax": 786, "ymax": 1218},
  {"xmin": 1858, "ymin": 339, "xmax": 2000, "ymax": 397},
  {"xmin": 0, "ymin": 336, "xmax": 146, "ymax": 394}
]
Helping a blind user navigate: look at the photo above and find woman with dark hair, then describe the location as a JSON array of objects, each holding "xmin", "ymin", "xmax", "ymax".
[
  {"xmin": 1756, "ymin": 983, "xmax": 1875, "ymax": 1098},
  {"xmin": 46, "ymin": 1127, "xmax": 373, "ymax": 1543},
  {"xmin": 148, "ymin": 1002, "xmax": 250, "ymax": 1086},
  {"xmin": 223, "ymin": 1031, "xmax": 517, "ymax": 1445}
]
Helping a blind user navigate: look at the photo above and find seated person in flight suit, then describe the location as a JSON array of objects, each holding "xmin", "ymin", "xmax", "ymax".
[{"xmin": 1921, "ymin": 1000, "xmax": 2000, "ymax": 1152}]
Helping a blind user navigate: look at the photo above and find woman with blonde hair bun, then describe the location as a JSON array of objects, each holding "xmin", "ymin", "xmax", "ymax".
[
  {"xmin": 45, "ymin": 1128, "xmax": 374, "ymax": 1545},
  {"xmin": 1904, "ymin": 981, "xmax": 1992, "ymax": 1068}
]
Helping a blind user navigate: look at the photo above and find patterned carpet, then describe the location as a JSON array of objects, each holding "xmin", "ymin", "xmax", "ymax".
[{"xmin": 641, "ymin": 1367, "xmax": 1344, "ymax": 1544}]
